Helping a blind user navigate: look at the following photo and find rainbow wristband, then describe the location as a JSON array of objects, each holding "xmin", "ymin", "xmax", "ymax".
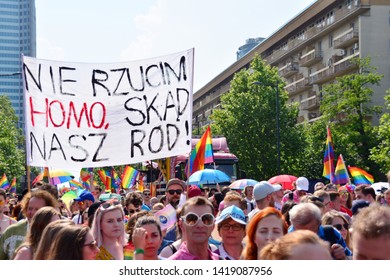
[{"xmin": 134, "ymin": 248, "xmax": 145, "ymax": 255}]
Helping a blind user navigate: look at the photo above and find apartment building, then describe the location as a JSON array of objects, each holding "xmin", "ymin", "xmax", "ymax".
[
  {"xmin": 0, "ymin": 0, "xmax": 36, "ymax": 128},
  {"xmin": 193, "ymin": 0, "xmax": 390, "ymax": 128}
]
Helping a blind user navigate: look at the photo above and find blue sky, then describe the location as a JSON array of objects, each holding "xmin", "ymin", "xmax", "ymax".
[{"xmin": 36, "ymin": 0, "xmax": 316, "ymax": 92}]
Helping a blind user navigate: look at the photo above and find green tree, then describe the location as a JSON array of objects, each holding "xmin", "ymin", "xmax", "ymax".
[
  {"xmin": 320, "ymin": 57, "xmax": 383, "ymax": 178},
  {"xmin": 0, "ymin": 96, "xmax": 26, "ymax": 182},
  {"xmin": 211, "ymin": 54, "xmax": 304, "ymax": 179},
  {"xmin": 370, "ymin": 89, "xmax": 390, "ymax": 175}
]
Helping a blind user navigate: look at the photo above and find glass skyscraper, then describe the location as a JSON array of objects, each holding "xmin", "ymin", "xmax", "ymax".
[{"xmin": 0, "ymin": 0, "xmax": 36, "ymax": 129}]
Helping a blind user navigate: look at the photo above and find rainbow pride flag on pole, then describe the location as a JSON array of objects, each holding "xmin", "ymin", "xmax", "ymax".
[
  {"xmin": 0, "ymin": 174, "xmax": 10, "ymax": 190},
  {"xmin": 188, "ymin": 126, "xmax": 214, "ymax": 175},
  {"xmin": 121, "ymin": 165, "xmax": 139, "ymax": 189},
  {"xmin": 9, "ymin": 177, "xmax": 16, "ymax": 193},
  {"xmin": 333, "ymin": 154, "xmax": 350, "ymax": 185},
  {"xmin": 322, "ymin": 126, "xmax": 335, "ymax": 183},
  {"xmin": 348, "ymin": 166, "xmax": 374, "ymax": 185}
]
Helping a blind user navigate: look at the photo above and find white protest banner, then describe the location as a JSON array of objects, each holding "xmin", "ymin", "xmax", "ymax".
[{"xmin": 23, "ymin": 49, "xmax": 194, "ymax": 168}]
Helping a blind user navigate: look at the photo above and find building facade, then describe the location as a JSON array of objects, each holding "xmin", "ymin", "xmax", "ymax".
[
  {"xmin": 193, "ymin": 0, "xmax": 390, "ymax": 129},
  {"xmin": 0, "ymin": 0, "xmax": 36, "ymax": 128}
]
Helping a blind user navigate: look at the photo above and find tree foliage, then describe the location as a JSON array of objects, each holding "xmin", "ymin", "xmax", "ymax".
[
  {"xmin": 320, "ymin": 57, "xmax": 383, "ymax": 179},
  {"xmin": 211, "ymin": 54, "xmax": 304, "ymax": 180},
  {"xmin": 370, "ymin": 89, "xmax": 390, "ymax": 174},
  {"xmin": 0, "ymin": 95, "xmax": 26, "ymax": 181}
]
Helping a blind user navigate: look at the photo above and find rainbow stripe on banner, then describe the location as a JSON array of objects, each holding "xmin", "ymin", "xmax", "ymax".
[
  {"xmin": 121, "ymin": 165, "xmax": 139, "ymax": 189},
  {"xmin": 0, "ymin": 174, "xmax": 10, "ymax": 190},
  {"xmin": 348, "ymin": 166, "xmax": 374, "ymax": 185},
  {"xmin": 154, "ymin": 204, "xmax": 177, "ymax": 231},
  {"xmin": 322, "ymin": 126, "xmax": 335, "ymax": 182},
  {"xmin": 334, "ymin": 155, "xmax": 349, "ymax": 185},
  {"xmin": 189, "ymin": 126, "xmax": 214, "ymax": 175}
]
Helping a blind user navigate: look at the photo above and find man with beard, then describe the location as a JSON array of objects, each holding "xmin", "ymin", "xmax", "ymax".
[{"xmin": 165, "ymin": 178, "xmax": 185, "ymax": 209}]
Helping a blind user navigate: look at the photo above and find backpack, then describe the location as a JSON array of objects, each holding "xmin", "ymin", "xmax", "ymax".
[{"xmin": 322, "ymin": 225, "xmax": 337, "ymax": 246}]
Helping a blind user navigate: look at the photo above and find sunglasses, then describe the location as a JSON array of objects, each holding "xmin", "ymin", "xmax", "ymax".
[
  {"xmin": 128, "ymin": 208, "xmax": 141, "ymax": 214},
  {"xmin": 83, "ymin": 240, "xmax": 98, "ymax": 249},
  {"xmin": 333, "ymin": 223, "xmax": 349, "ymax": 231},
  {"xmin": 167, "ymin": 189, "xmax": 183, "ymax": 195},
  {"xmin": 220, "ymin": 223, "xmax": 244, "ymax": 231},
  {"xmin": 143, "ymin": 192, "xmax": 150, "ymax": 196},
  {"xmin": 3, "ymin": 211, "xmax": 9, "ymax": 215},
  {"xmin": 100, "ymin": 201, "xmax": 121, "ymax": 210},
  {"xmin": 181, "ymin": 212, "xmax": 215, "ymax": 227}
]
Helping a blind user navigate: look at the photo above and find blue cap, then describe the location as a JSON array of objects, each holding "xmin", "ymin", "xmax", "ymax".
[
  {"xmin": 74, "ymin": 190, "xmax": 95, "ymax": 202},
  {"xmin": 216, "ymin": 205, "xmax": 246, "ymax": 225},
  {"xmin": 351, "ymin": 199, "xmax": 370, "ymax": 216}
]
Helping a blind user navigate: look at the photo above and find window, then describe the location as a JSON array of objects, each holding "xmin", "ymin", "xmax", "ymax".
[{"xmin": 329, "ymin": 34, "xmax": 333, "ymax": 48}]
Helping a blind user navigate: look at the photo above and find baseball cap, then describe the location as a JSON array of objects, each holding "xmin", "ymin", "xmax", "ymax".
[
  {"xmin": 296, "ymin": 177, "xmax": 309, "ymax": 191},
  {"xmin": 166, "ymin": 178, "xmax": 186, "ymax": 190},
  {"xmin": 215, "ymin": 205, "xmax": 246, "ymax": 225},
  {"xmin": 253, "ymin": 181, "xmax": 280, "ymax": 201},
  {"xmin": 74, "ymin": 190, "xmax": 95, "ymax": 202}
]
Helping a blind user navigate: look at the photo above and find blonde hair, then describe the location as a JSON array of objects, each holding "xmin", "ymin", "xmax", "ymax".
[{"xmin": 91, "ymin": 203, "xmax": 126, "ymax": 247}]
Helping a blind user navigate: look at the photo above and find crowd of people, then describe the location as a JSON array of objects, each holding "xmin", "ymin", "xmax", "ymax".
[{"xmin": 0, "ymin": 173, "xmax": 390, "ymax": 260}]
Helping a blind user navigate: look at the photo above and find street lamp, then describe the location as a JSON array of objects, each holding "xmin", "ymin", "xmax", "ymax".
[{"xmin": 252, "ymin": 81, "xmax": 281, "ymax": 175}]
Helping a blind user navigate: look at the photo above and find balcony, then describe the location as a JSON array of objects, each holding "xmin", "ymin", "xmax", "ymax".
[
  {"xmin": 299, "ymin": 50, "xmax": 323, "ymax": 67},
  {"xmin": 300, "ymin": 94, "xmax": 320, "ymax": 111},
  {"xmin": 279, "ymin": 62, "xmax": 299, "ymax": 78},
  {"xmin": 285, "ymin": 76, "xmax": 311, "ymax": 95},
  {"xmin": 262, "ymin": 2, "xmax": 367, "ymax": 64},
  {"xmin": 334, "ymin": 28, "xmax": 359, "ymax": 49},
  {"xmin": 309, "ymin": 52, "xmax": 359, "ymax": 84}
]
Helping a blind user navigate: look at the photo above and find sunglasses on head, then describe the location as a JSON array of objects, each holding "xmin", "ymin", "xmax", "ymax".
[
  {"xmin": 181, "ymin": 212, "xmax": 215, "ymax": 227},
  {"xmin": 168, "ymin": 189, "xmax": 182, "ymax": 195},
  {"xmin": 333, "ymin": 223, "xmax": 349, "ymax": 231},
  {"xmin": 128, "ymin": 208, "xmax": 141, "ymax": 214},
  {"xmin": 100, "ymin": 201, "xmax": 121, "ymax": 210}
]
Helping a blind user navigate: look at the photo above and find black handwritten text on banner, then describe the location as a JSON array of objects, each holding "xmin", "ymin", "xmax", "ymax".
[{"xmin": 23, "ymin": 49, "xmax": 194, "ymax": 168}]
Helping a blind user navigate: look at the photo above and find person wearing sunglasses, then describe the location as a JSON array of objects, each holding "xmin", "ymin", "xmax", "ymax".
[
  {"xmin": 169, "ymin": 196, "xmax": 220, "ymax": 260},
  {"xmin": 322, "ymin": 210, "xmax": 352, "ymax": 251},
  {"xmin": 289, "ymin": 203, "xmax": 352, "ymax": 260},
  {"xmin": 125, "ymin": 192, "xmax": 143, "ymax": 216},
  {"xmin": 91, "ymin": 200, "xmax": 126, "ymax": 260},
  {"xmin": 72, "ymin": 190, "xmax": 95, "ymax": 225},
  {"xmin": 213, "ymin": 205, "xmax": 247, "ymax": 260},
  {"xmin": 142, "ymin": 189, "xmax": 152, "ymax": 208},
  {"xmin": 165, "ymin": 178, "xmax": 185, "ymax": 209},
  {"xmin": 0, "ymin": 189, "xmax": 16, "ymax": 238}
]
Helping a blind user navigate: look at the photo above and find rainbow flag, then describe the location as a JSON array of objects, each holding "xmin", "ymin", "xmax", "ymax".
[
  {"xmin": 0, "ymin": 174, "xmax": 10, "ymax": 190},
  {"xmin": 322, "ymin": 126, "xmax": 335, "ymax": 183},
  {"xmin": 154, "ymin": 204, "xmax": 177, "ymax": 230},
  {"xmin": 121, "ymin": 165, "xmax": 139, "ymax": 189},
  {"xmin": 348, "ymin": 166, "xmax": 374, "ymax": 185},
  {"xmin": 80, "ymin": 168, "xmax": 93, "ymax": 182},
  {"xmin": 333, "ymin": 154, "xmax": 350, "ymax": 185},
  {"xmin": 111, "ymin": 168, "xmax": 121, "ymax": 189},
  {"xmin": 189, "ymin": 126, "xmax": 214, "ymax": 175},
  {"xmin": 9, "ymin": 177, "xmax": 16, "ymax": 193}
]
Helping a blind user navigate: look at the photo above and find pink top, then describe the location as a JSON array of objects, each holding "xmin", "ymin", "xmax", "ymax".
[{"xmin": 168, "ymin": 242, "xmax": 220, "ymax": 260}]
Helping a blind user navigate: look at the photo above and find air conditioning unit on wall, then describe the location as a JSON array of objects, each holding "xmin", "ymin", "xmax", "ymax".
[{"xmin": 334, "ymin": 49, "xmax": 346, "ymax": 56}]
